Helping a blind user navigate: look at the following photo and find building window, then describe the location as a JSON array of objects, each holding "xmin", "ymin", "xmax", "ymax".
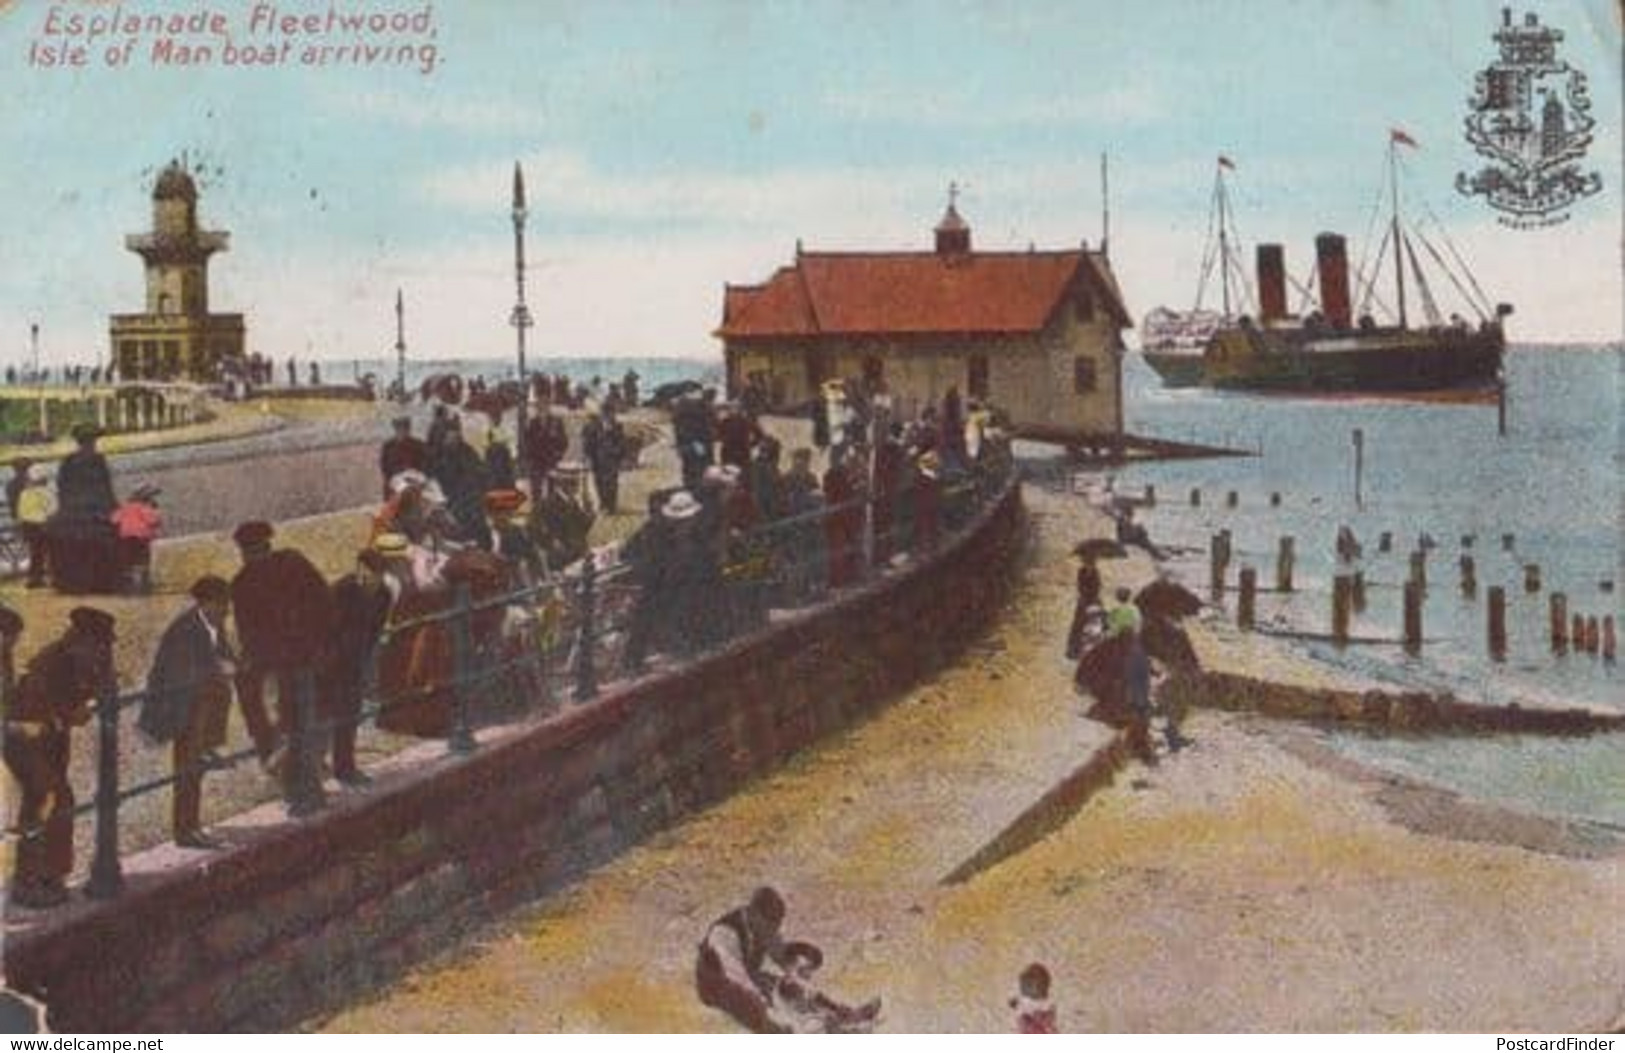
[
  {"xmin": 158, "ymin": 292, "xmax": 173, "ymax": 315},
  {"xmin": 967, "ymin": 353, "xmax": 990, "ymax": 399},
  {"xmin": 1073, "ymin": 356, "xmax": 1097, "ymax": 393}
]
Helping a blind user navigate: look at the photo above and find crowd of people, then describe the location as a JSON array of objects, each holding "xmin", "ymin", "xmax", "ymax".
[{"xmin": 0, "ymin": 372, "xmax": 1014, "ymax": 913}]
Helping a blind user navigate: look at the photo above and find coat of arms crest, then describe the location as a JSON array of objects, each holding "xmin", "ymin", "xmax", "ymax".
[{"xmin": 1456, "ymin": 8, "xmax": 1602, "ymax": 228}]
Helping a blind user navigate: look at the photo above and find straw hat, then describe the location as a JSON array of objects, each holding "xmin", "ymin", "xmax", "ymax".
[
  {"xmin": 662, "ymin": 490, "xmax": 702, "ymax": 520},
  {"xmin": 373, "ymin": 532, "xmax": 410, "ymax": 557}
]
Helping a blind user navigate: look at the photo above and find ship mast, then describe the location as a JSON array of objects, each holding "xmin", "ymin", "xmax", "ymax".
[
  {"xmin": 1217, "ymin": 164, "xmax": 1233, "ymax": 317},
  {"xmin": 1389, "ymin": 139, "xmax": 1408, "ymax": 330}
]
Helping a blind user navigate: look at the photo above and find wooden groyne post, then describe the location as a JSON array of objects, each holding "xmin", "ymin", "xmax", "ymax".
[
  {"xmin": 1237, "ymin": 567, "xmax": 1257, "ymax": 629},
  {"xmin": 1523, "ymin": 563, "xmax": 1541, "ymax": 594},
  {"xmin": 1275, "ymin": 536, "xmax": 1295, "ymax": 593},
  {"xmin": 1549, "ymin": 592, "xmax": 1568, "ymax": 654},
  {"xmin": 1403, "ymin": 581, "xmax": 1423, "ymax": 656},
  {"xmin": 1332, "ymin": 574, "xmax": 1353, "ymax": 646},
  {"xmin": 1408, "ymin": 549, "xmax": 1427, "ymax": 593},
  {"xmin": 1189, "ymin": 487, "xmax": 1201, "ymax": 507},
  {"xmin": 1378, "ymin": 531, "xmax": 1392, "ymax": 554},
  {"xmin": 1604, "ymin": 616, "xmax": 1617, "ymax": 663},
  {"xmin": 1459, "ymin": 554, "xmax": 1477, "ymax": 598},
  {"xmin": 1209, "ymin": 531, "xmax": 1231, "ymax": 601},
  {"xmin": 1487, "ymin": 586, "xmax": 1507, "ymax": 661}
]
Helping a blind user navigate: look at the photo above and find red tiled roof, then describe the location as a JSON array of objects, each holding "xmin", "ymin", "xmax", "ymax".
[{"xmin": 717, "ymin": 249, "xmax": 1129, "ymax": 338}]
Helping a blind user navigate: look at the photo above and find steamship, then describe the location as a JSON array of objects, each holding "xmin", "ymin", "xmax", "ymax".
[{"xmin": 1148, "ymin": 139, "xmax": 1511, "ymax": 394}]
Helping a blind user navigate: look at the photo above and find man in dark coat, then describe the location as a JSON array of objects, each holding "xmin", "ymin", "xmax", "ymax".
[
  {"xmin": 582, "ymin": 405, "xmax": 627, "ymax": 515},
  {"xmin": 523, "ymin": 400, "xmax": 569, "ymax": 499},
  {"xmin": 672, "ymin": 392, "xmax": 714, "ymax": 492},
  {"xmin": 325, "ymin": 550, "xmax": 392, "ymax": 787},
  {"xmin": 3, "ymin": 607, "xmax": 113, "ymax": 907},
  {"xmin": 717, "ymin": 405, "xmax": 760, "ymax": 475},
  {"xmin": 49, "ymin": 424, "xmax": 119, "ymax": 593},
  {"xmin": 139, "ymin": 576, "xmax": 237, "ymax": 847},
  {"xmin": 379, "ymin": 416, "xmax": 428, "ymax": 499},
  {"xmin": 484, "ymin": 426, "xmax": 518, "ymax": 491},
  {"xmin": 619, "ymin": 496, "xmax": 680, "ymax": 673},
  {"xmin": 427, "ymin": 418, "xmax": 491, "ymax": 541},
  {"xmin": 230, "ymin": 520, "xmax": 334, "ymax": 812}
]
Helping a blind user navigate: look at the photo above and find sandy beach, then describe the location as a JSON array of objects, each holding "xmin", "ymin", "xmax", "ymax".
[{"xmin": 316, "ymin": 478, "xmax": 1625, "ymax": 1033}]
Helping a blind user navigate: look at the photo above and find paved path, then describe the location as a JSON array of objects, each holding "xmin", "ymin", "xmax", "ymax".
[{"xmin": 104, "ymin": 405, "xmax": 398, "ymax": 536}]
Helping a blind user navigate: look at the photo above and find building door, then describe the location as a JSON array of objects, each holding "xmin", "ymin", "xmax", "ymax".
[
  {"xmin": 968, "ymin": 353, "xmax": 990, "ymax": 400},
  {"xmin": 862, "ymin": 353, "xmax": 884, "ymax": 388},
  {"xmin": 803, "ymin": 348, "xmax": 827, "ymax": 402}
]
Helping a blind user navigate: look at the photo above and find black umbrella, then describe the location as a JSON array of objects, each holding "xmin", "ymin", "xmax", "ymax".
[{"xmin": 1134, "ymin": 579, "xmax": 1203, "ymax": 621}]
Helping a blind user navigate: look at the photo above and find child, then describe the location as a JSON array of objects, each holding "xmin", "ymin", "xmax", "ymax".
[
  {"xmin": 1010, "ymin": 962, "xmax": 1057, "ymax": 1034},
  {"xmin": 110, "ymin": 484, "xmax": 162, "ymax": 593},
  {"xmin": 769, "ymin": 941, "xmax": 881, "ymax": 1034}
]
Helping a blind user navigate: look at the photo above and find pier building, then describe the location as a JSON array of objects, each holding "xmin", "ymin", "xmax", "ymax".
[
  {"xmin": 109, "ymin": 160, "xmax": 245, "ymax": 382},
  {"xmin": 716, "ymin": 191, "xmax": 1131, "ymax": 445}
]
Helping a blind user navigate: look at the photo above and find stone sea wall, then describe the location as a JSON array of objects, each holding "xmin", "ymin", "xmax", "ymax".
[{"xmin": 5, "ymin": 481, "xmax": 1024, "ymax": 1033}]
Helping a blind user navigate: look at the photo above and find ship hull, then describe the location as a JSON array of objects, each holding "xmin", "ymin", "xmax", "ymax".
[
  {"xmin": 1202, "ymin": 324, "xmax": 1504, "ymax": 393},
  {"xmin": 1141, "ymin": 350, "xmax": 1206, "ymax": 388}
]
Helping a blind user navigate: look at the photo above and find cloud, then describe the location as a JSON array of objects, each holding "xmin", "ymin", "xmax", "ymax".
[
  {"xmin": 821, "ymin": 82, "xmax": 1166, "ymax": 128},
  {"xmin": 325, "ymin": 88, "xmax": 553, "ymax": 135}
]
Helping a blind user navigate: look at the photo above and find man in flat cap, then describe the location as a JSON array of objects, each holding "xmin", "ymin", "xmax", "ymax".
[
  {"xmin": 3, "ymin": 607, "xmax": 114, "ymax": 907},
  {"xmin": 230, "ymin": 520, "xmax": 334, "ymax": 813},
  {"xmin": 581, "ymin": 403, "xmax": 627, "ymax": 515},
  {"xmin": 140, "ymin": 576, "xmax": 238, "ymax": 848},
  {"xmin": 324, "ymin": 549, "xmax": 392, "ymax": 787}
]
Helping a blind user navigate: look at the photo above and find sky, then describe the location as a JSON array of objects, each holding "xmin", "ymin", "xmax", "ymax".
[{"xmin": 0, "ymin": 0, "xmax": 1619, "ymax": 367}]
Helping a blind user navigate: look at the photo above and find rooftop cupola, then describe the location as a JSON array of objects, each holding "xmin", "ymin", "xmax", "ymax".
[{"xmin": 934, "ymin": 182, "xmax": 971, "ymax": 256}]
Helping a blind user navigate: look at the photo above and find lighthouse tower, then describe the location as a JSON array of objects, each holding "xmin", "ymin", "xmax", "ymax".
[{"xmin": 109, "ymin": 160, "xmax": 245, "ymax": 382}]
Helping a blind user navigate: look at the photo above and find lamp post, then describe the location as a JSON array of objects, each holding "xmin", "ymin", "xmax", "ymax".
[
  {"xmin": 31, "ymin": 322, "xmax": 46, "ymax": 438},
  {"xmin": 510, "ymin": 162, "xmax": 534, "ymax": 448},
  {"xmin": 394, "ymin": 287, "xmax": 407, "ymax": 403}
]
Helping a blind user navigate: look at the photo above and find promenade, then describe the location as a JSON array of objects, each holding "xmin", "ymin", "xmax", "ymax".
[
  {"xmin": 4, "ymin": 401, "xmax": 1619, "ymax": 1033},
  {"xmin": 0, "ymin": 399, "xmax": 671, "ymax": 871},
  {"xmin": 321, "ymin": 480, "xmax": 1624, "ymax": 1034}
]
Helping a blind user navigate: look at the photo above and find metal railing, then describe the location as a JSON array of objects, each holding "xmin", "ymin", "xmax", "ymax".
[{"xmin": 5, "ymin": 450, "xmax": 1017, "ymax": 903}]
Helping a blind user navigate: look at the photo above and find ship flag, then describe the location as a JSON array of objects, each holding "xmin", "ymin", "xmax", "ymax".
[{"xmin": 1390, "ymin": 128, "xmax": 1418, "ymax": 148}]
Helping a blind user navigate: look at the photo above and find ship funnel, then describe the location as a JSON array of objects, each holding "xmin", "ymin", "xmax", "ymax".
[
  {"xmin": 1315, "ymin": 233, "xmax": 1352, "ymax": 329},
  {"xmin": 1257, "ymin": 243, "xmax": 1287, "ymax": 323}
]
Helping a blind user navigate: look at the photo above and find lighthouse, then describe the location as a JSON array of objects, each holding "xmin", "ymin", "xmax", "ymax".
[{"xmin": 109, "ymin": 159, "xmax": 245, "ymax": 382}]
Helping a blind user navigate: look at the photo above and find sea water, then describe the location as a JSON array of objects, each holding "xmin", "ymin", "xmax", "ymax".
[{"xmin": 1115, "ymin": 346, "xmax": 1622, "ymax": 827}]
